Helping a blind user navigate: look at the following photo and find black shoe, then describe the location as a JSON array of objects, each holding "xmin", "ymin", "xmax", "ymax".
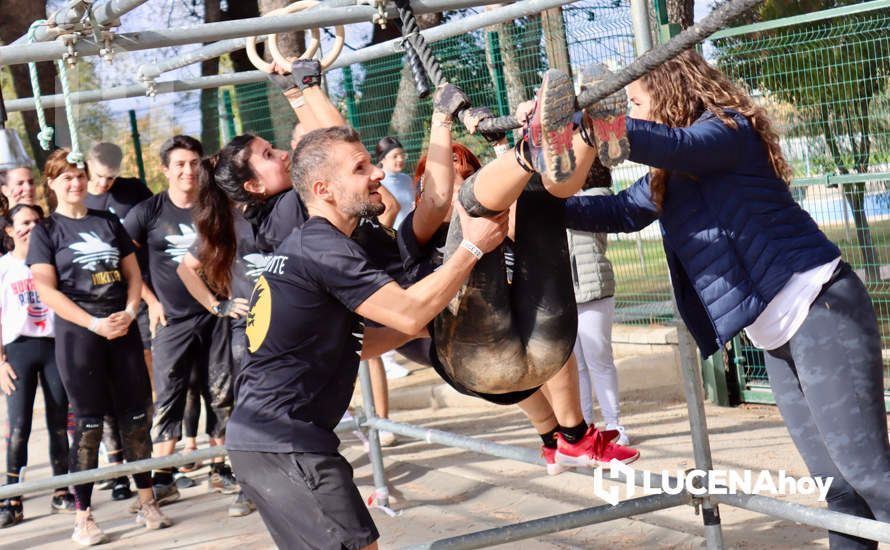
[
  {"xmin": 0, "ymin": 500, "xmax": 24, "ymax": 527},
  {"xmin": 111, "ymin": 477, "xmax": 133, "ymax": 501},
  {"xmin": 50, "ymin": 492, "xmax": 76, "ymax": 513}
]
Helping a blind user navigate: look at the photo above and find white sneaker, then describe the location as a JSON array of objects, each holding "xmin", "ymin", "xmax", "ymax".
[
  {"xmin": 71, "ymin": 509, "xmax": 107, "ymax": 546},
  {"xmin": 378, "ymin": 430, "xmax": 397, "ymax": 447},
  {"xmin": 605, "ymin": 423, "xmax": 630, "ymax": 446}
]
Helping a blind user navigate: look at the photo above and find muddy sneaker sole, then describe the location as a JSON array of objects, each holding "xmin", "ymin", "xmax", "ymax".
[
  {"xmin": 590, "ymin": 114, "xmax": 630, "ymax": 167},
  {"xmin": 535, "ymin": 69, "xmax": 577, "ymax": 183}
]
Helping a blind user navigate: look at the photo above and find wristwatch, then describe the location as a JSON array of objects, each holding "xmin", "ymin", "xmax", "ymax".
[{"xmin": 210, "ymin": 302, "xmax": 223, "ymax": 317}]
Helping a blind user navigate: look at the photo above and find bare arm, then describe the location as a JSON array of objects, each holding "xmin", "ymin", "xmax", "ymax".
[
  {"xmin": 361, "ymin": 326, "xmax": 421, "ymax": 359},
  {"xmin": 121, "ymin": 253, "xmax": 142, "ymax": 314},
  {"xmin": 177, "ymin": 252, "xmax": 249, "ymax": 318},
  {"xmin": 412, "ymin": 113, "xmax": 454, "ymax": 247},
  {"xmin": 376, "ymin": 185, "xmax": 400, "ymax": 229},
  {"xmin": 356, "ymin": 206, "xmax": 507, "ymax": 334}
]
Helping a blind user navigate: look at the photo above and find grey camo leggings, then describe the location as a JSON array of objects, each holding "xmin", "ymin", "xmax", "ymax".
[{"xmin": 765, "ymin": 261, "xmax": 890, "ymax": 549}]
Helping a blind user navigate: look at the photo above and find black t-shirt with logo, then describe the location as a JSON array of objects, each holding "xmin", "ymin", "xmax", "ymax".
[
  {"xmin": 27, "ymin": 210, "xmax": 135, "ymax": 316},
  {"xmin": 226, "ymin": 216, "xmax": 393, "ymax": 453},
  {"xmin": 250, "ymin": 189, "xmax": 309, "ymax": 253},
  {"xmin": 84, "ymin": 177, "xmax": 153, "ymax": 224},
  {"xmin": 124, "ymin": 192, "xmax": 204, "ymax": 321}
]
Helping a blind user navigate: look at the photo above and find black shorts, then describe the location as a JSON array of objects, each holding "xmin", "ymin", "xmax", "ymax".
[
  {"xmin": 136, "ymin": 302, "xmax": 151, "ymax": 350},
  {"xmin": 229, "ymin": 449, "xmax": 378, "ymax": 550},
  {"xmin": 151, "ymin": 314, "xmax": 233, "ymax": 441}
]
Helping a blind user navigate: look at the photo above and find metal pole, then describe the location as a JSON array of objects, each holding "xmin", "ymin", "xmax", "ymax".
[
  {"xmin": 136, "ymin": 0, "xmax": 357, "ymax": 81},
  {"xmin": 0, "ymin": 0, "xmax": 518, "ymax": 67},
  {"xmin": 15, "ymin": 0, "xmax": 92, "ymax": 44},
  {"xmin": 222, "ymin": 88, "xmax": 237, "ymax": 141},
  {"xmin": 342, "ymin": 66, "xmax": 359, "ymax": 128},
  {"xmin": 630, "ymin": 0, "xmax": 654, "ymax": 55},
  {"xmin": 486, "ymin": 30, "xmax": 514, "ymax": 147},
  {"xmin": 357, "ymin": 360, "xmax": 390, "ymax": 508},
  {"xmin": 676, "ymin": 323, "xmax": 725, "ymax": 549},
  {"xmin": 128, "ymin": 109, "xmax": 145, "ymax": 182},
  {"xmin": 92, "ymin": 0, "xmax": 151, "ymax": 26},
  {"xmin": 6, "ymin": 0, "xmax": 576, "ymax": 113},
  {"xmin": 399, "ymin": 492, "xmax": 691, "ymax": 550},
  {"xmin": 711, "ymin": 493, "xmax": 890, "ymax": 544}
]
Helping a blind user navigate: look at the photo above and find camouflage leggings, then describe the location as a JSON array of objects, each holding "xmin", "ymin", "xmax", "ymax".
[{"xmin": 766, "ymin": 262, "xmax": 890, "ymax": 550}]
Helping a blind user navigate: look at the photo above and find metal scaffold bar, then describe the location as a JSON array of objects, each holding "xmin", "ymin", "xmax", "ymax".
[
  {"xmin": 0, "ymin": 0, "xmax": 513, "ymax": 67},
  {"xmin": 12, "ymin": 0, "xmax": 150, "ymax": 45},
  {"xmin": 5, "ymin": 0, "xmax": 575, "ymax": 113},
  {"xmin": 398, "ymin": 492, "xmax": 691, "ymax": 550}
]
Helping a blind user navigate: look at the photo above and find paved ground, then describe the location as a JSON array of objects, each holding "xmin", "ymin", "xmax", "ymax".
[{"xmin": 1, "ymin": 350, "xmax": 887, "ymax": 549}]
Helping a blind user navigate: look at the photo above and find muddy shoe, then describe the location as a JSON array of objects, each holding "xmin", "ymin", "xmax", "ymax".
[
  {"xmin": 0, "ymin": 500, "xmax": 23, "ymax": 528},
  {"xmin": 525, "ymin": 69, "xmax": 577, "ymax": 183},
  {"xmin": 128, "ymin": 482, "xmax": 180, "ymax": 514},
  {"xmin": 578, "ymin": 63, "xmax": 629, "ymax": 167},
  {"xmin": 207, "ymin": 465, "xmax": 240, "ymax": 495},
  {"xmin": 228, "ymin": 491, "xmax": 256, "ymax": 517},
  {"xmin": 135, "ymin": 498, "xmax": 172, "ymax": 530},
  {"xmin": 71, "ymin": 509, "xmax": 107, "ymax": 547}
]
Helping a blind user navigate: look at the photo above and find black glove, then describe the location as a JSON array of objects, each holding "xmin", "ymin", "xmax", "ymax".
[
  {"xmin": 433, "ymin": 83, "xmax": 470, "ymax": 119},
  {"xmin": 267, "ymin": 73, "xmax": 295, "ymax": 93}
]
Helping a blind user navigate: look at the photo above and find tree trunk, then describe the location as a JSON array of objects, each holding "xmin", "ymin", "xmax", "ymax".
[
  {"xmin": 667, "ymin": 0, "xmax": 694, "ymax": 28},
  {"xmin": 0, "ymin": 0, "xmax": 56, "ymax": 167},
  {"xmin": 224, "ymin": 0, "xmax": 275, "ymax": 144},
  {"xmin": 541, "ymin": 8, "xmax": 570, "ymax": 75},
  {"xmin": 389, "ymin": 12, "xmax": 440, "ymax": 137},
  {"xmin": 200, "ymin": 0, "xmax": 222, "ymax": 153}
]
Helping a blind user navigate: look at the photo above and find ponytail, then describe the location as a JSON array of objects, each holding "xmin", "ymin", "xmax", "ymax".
[{"xmin": 193, "ymin": 134, "xmax": 261, "ymax": 295}]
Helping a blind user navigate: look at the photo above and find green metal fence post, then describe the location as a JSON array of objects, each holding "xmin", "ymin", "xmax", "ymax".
[
  {"xmin": 342, "ymin": 65, "xmax": 359, "ymax": 129},
  {"xmin": 221, "ymin": 88, "xmax": 237, "ymax": 141},
  {"xmin": 486, "ymin": 30, "xmax": 514, "ymax": 146},
  {"xmin": 128, "ymin": 109, "xmax": 146, "ymax": 183}
]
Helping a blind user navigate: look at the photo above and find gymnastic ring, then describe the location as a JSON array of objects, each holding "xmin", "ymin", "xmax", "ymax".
[
  {"xmin": 245, "ymin": 1, "xmax": 322, "ymax": 74},
  {"xmin": 268, "ymin": 2, "xmax": 346, "ymax": 70}
]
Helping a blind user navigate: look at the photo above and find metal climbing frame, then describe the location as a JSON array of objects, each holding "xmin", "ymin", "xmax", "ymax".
[{"xmin": 1, "ymin": 1, "xmax": 890, "ymax": 547}]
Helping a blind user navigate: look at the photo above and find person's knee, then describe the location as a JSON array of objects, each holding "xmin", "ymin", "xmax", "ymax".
[
  {"xmin": 118, "ymin": 409, "xmax": 152, "ymax": 461},
  {"xmin": 458, "ymin": 174, "xmax": 503, "ymax": 218},
  {"xmin": 72, "ymin": 417, "xmax": 103, "ymax": 471}
]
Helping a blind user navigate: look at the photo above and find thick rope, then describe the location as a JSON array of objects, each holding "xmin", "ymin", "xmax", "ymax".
[
  {"xmin": 476, "ymin": 0, "xmax": 766, "ymax": 133},
  {"xmin": 394, "ymin": 0, "xmax": 445, "ymax": 86},
  {"xmin": 27, "ymin": 20, "xmax": 55, "ymax": 151},
  {"xmin": 56, "ymin": 58, "xmax": 84, "ymax": 167}
]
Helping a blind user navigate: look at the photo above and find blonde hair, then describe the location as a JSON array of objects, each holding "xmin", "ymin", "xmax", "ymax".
[{"xmin": 639, "ymin": 50, "xmax": 792, "ymax": 209}]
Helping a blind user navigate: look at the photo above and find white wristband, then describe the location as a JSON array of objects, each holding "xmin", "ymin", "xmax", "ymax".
[
  {"xmin": 460, "ymin": 239, "xmax": 484, "ymax": 260},
  {"xmin": 88, "ymin": 317, "xmax": 100, "ymax": 333},
  {"xmin": 493, "ymin": 142, "xmax": 510, "ymax": 157},
  {"xmin": 125, "ymin": 305, "xmax": 137, "ymax": 320}
]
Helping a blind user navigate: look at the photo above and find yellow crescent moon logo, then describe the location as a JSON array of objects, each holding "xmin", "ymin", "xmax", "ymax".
[{"xmin": 246, "ymin": 275, "xmax": 272, "ymax": 353}]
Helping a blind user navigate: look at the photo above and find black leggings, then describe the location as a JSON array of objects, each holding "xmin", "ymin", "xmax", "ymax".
[
  {"xmin": 431, "ymin": 174, "xmax": 576, "ymax": 401},
  {"xmin": 4, "ymin": 336, "xmax": 68, "ymax": 496},
  {"xmin": 55, "ymin": 317, "xmax": 153, "ymax": 510},
  {"xmin": 765, "ymin": 262, "xmax": 890, "ymax": 549}
]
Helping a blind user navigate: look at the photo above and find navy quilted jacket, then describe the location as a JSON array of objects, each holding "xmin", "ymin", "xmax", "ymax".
[{"xmin": 565, "ymin": 111, "xmax": 840, "ymax": 356}]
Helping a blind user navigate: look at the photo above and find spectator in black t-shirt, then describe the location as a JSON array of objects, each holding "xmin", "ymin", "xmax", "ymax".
[
  {"xmin": 27, "ymin": 149, "xmax": 170, "ymax": 545},
  {"xmin": 226, "ymin": 126, "xmax": 507, "ymax": 550},
  {"xmin": 84, "ymin": 141, "xmax": 154, "ymax": 501},
  {"xmin": 123, "ymin": 135, "xmax": 238, "ymax": 503}
]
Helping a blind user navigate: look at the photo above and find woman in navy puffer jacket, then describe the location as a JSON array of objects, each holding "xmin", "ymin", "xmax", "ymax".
[{"xmin": 566, "ymin": 50, "xmax": 889, "ymax": 549}]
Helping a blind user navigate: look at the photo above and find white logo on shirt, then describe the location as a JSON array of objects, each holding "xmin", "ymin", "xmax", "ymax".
[
  {"xmin": 353, "ymin": 320, "xmax": 365, "ymax": 357},
  {"xmin": 164, "ymin": 224, "xmax": 197, "ymax": 264},
  {"xmin": 69, "ymin": 232, "xmax": 120, "ymax": 271},
  {"xmin": 243, "ymin": 253, "xmax": 272, "ymax": 282},
  {"xmin": 265, "ymin": 255, "xmax": 288, "ymax": 275}
]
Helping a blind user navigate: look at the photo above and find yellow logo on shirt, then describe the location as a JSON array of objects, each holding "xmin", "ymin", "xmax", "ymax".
[{"xmin": 246, "ymin": 275, "xmax": 272, "ymax": 353}]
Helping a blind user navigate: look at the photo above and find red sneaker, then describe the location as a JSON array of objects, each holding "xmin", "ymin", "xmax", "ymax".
[
  {"xmin": 541, "ymin": 446, "xmax": 570, "ymax": 476},
  {"xmin": 555, "ymin": 426, "xmax": 639, "ymax": 468},
  {"xmin": 526, "ymin": 69, "xmax": 577, "ymax": 183}
]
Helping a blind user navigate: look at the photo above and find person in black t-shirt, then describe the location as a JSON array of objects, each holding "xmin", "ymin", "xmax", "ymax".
[
  {"xmin": 85, "ymin": 141, "xmax": 154, "ymax": 501},
  {"xmin": 123, "ymin": 135, "xmax": 237, "ymax": 502},
  {"xmin": 27, "ymin": 149, "xmax": 170, "ymax": 545},
  {"xmin": 226, "ymin": 126, "xmax": 507, "ymax": 550}
]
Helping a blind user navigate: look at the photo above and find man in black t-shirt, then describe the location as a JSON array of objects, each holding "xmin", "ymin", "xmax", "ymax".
[
  {"xmin": 85, "ymin": 142, "xmax": 155, "ymax": 500},
  {"xmin": 124, "ymin": 136, "xmax": 237, "ymax": 505},
  {"xmin": 227, "ymin": 127, "xmax": 507, "ymax": 550}
]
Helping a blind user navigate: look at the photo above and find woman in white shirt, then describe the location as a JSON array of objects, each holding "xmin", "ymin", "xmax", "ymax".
[{"xmin": 0, "ymin": 204, "xmax": 73, "ymax": 528}]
